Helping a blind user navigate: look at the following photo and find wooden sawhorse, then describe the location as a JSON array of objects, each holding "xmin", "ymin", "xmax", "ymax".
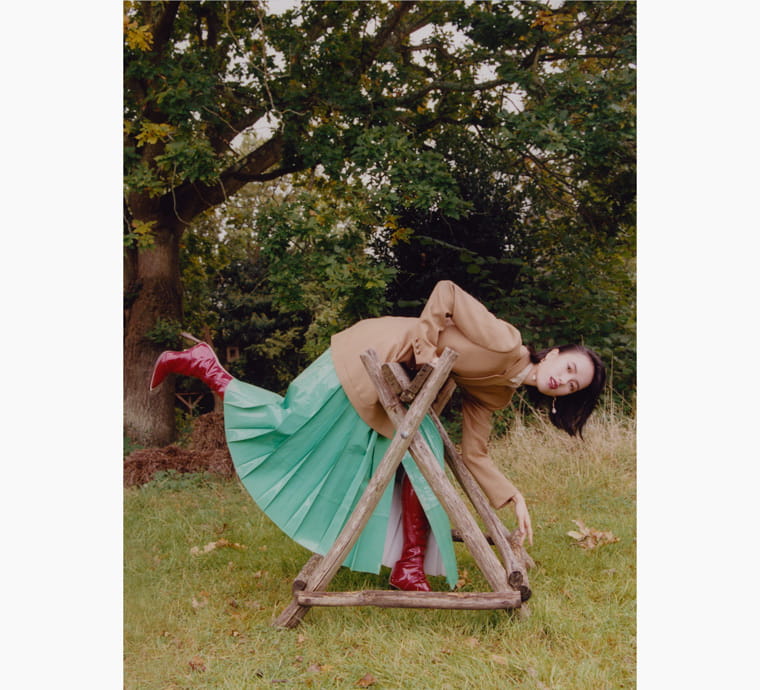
[{"xmin": 273, "ymin": 347, "xmax": 533, "ymax": 629}]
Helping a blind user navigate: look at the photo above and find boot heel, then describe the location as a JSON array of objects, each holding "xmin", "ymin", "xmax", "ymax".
[{"xmin": 180, "ymin": 331, "xmax": 203, "ymax": 344}]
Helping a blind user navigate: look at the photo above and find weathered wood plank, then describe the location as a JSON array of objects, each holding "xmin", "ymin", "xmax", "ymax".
[
  {"xmin": 295, "ymin": 589, "xmax": 522, "ymax": 610},
  {"xmin": 400, "ymin": 362, "xmax": 433, "ymax": 402},
  {"xmin": 292, "ymin": 554, "xmax": 322, "ymax": 592}
]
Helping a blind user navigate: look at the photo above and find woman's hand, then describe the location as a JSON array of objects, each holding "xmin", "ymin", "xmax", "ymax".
[{"xmin": 509, "ymin": 492, "xmax": 534, "ymax": 547}]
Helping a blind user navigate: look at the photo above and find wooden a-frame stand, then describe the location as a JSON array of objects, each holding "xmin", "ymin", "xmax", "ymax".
[{"xmin": 273, "ymin": 347, "xmax": 534, "ymax": 629}]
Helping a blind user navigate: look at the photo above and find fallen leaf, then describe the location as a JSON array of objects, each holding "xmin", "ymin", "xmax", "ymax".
[
  {"xmin": 307, "ymin": 663, "xmax": 322, "ymax": 673},
  {"xmin": 465, "ymin": 636, "xmax": 480, "ymax": 648},
  {"xmin": 455, "ymin": 569, "xmax": 471, "ymax": 590},
  {"xmin": 188, "ymin": 655, "xmax": 206, "ymax": 672},
  {"xmin": 357, "ymin": 673, "xmax": 377, "ymax": 687},
  {"xmin": 190, "ymin": 539, "xmax": 247, "ymax": 555},
  {"xmin": 491, "ymin": 654, "xmax": 509, "ymax": 666},
  {"xmin": 566, "ymin": 519, "xmax": 620, "ymax": 550}
]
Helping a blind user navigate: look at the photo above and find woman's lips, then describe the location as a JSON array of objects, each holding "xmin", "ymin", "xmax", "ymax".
[{"xmin": 549, "ymin": 376, "xmax": 558, "ymax": 390}]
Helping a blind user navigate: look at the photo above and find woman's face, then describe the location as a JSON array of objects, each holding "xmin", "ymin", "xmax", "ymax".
[{"xmin": 536, "ymin": 349, "xmax": 595, "ymax": 397}]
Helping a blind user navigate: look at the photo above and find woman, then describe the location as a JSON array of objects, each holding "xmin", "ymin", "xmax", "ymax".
[{"xmin": 150, "ymin": 280, "xmax": 605, "ymax": 591}]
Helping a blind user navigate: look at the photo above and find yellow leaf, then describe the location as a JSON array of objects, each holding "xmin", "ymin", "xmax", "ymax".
[
  {"xmin": 124, "ymin": 19, "xmax": 154, "ymax": 51},
  {"xmin": 135, "ymin": 122, "xmax": 175, "ymax": 147},
  {"xmin": 357, "ymin": 673, "xmax": 377, "ymax": 687},
  {"xmin": 389, "ymin": 226, "xmax": 414, "ymax": 246}
]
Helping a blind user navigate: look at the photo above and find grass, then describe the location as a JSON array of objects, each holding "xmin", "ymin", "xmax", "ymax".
[{"xmin": 124, "ymin": 410, "xmax": 635, "ymax": 689}]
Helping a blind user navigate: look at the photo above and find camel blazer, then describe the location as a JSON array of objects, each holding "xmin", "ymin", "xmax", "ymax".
[{"xmin": 330, "ymin": 280, "xmax": 532, "ymax": 509}]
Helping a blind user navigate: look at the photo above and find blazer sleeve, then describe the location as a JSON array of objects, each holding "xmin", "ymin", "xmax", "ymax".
[
  {"xmin": 413, "ymin": 280, "xmax": 521, "ymax": 365},
  {"xmin": 460, "ymin": 393, "xmax": 519, "ymax": 509}
]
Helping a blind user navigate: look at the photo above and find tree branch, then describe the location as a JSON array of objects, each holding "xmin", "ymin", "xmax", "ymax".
[
  {"xmin": 165, "ymin": 133, "xmax": 295, "ymax": 224},
  {"xmin": 376, "ymin": 76, "xmax": 515, "ymax": 111},
  {"xmin": 539, "ymin": 52, "xmax": 621, "ymax": 62},
  {"xmin": 150, "ymin": 1, "xmax": 180, "ymax": 57},
  {"xmin": 228, "ymin": 165, "xmax": 301, "ymax": 183},
  {"xmin": 356, "ymin": 1, "xmax": 416, "ymax": 75}
]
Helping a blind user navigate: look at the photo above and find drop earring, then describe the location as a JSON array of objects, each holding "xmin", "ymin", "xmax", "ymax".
[{"xmin": 551, "ymin": 397, "xmax": 557, "ymax": 415}]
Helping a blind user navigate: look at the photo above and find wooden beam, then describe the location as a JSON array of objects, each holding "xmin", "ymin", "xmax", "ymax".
[
  {"xmin": 292, "ymin": 554, "xmax": 322, "ymax": 593},
  {"xmin": 295, "ymin": 589, "xmax": 521, "ymax": 610}
]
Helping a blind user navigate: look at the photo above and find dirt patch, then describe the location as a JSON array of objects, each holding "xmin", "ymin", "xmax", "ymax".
[{"xmin": 124, "ymin": 412, "xmax": 235, "ymax": 487}]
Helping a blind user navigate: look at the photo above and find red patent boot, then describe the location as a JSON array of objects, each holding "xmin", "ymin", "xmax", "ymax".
[
  {"xmin": 389, "ymin": 474, "xmax": 432, "ymax": 592},
  {"xmin": 149, "ymin": 342, "xmax": 233, "ymax": 397}
]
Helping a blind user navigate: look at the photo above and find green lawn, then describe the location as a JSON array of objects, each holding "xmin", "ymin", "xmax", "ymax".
[{"xmin": 124, "ymin": 413, "xmax": 635, "ymax": 688}]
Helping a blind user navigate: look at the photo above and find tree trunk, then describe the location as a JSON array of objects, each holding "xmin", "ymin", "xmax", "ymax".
[
  {"xmin": 124, "ymin": 225, "xmax": 183, "ymax": 446},
  {"xmin": 122, "ymin": 135, "xmax": 286, "ymax": 446}
]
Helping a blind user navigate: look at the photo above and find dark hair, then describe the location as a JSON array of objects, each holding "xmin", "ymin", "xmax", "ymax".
[{"xmin": 528, "ymin": 344, "xmax": 606, "ymax": 438}]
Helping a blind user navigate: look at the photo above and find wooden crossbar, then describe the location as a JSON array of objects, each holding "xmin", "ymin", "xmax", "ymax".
[
  {"xmin": 273, "ymin": 347, "xmax": 532, "ymax": 628},
  {"xmin": 294, "ymin": 590, "xmax": 522, "ymax": 610}
]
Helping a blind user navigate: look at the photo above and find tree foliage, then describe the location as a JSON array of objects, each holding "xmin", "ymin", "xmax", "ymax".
[{"xmin": 124, "ymin": 0, "xmax": 636, "ymax": 445}]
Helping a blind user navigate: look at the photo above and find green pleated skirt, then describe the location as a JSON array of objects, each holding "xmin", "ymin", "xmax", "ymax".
[{"xmin": 223, "ymin": 349, "xmax": 458, "ymax": 588}]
